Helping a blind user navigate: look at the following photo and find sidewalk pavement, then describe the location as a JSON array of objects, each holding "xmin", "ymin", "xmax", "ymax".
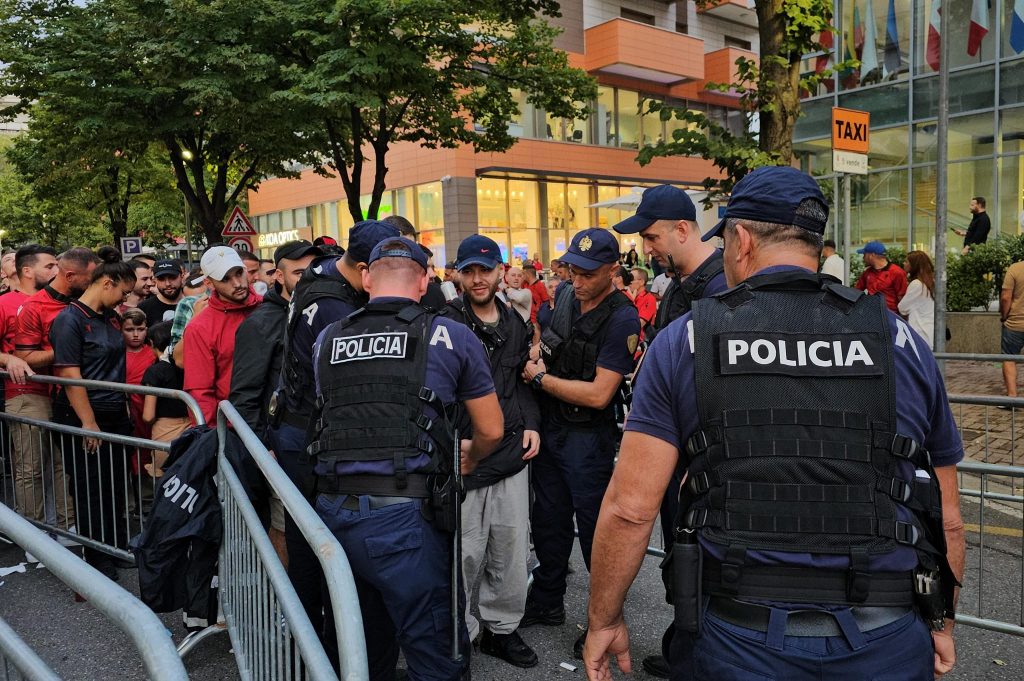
[{"xmin": 944, "ymin": 360, "xmax": 1024, "ymax": 468}]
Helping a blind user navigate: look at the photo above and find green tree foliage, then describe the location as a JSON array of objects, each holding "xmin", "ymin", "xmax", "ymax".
[
  {"xmin": 638, "ymin": 0, "xmax": 841, "ymax": 204},
  {"xmin": 273, "ymin": 0, "xmax": 596, "ymax": 222}
]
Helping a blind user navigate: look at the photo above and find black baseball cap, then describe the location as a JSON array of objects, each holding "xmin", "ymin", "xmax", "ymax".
[
  {"xmin": 368, "ymin": 237, "xmax": 428, "ymax": 270},
  {"xmin": 347, "ymin": 220, "xmax": 401, "ymax": 264},
  {"xmin": 274, "ymin": 240, "xmax": 323, "ymax": 266},
  {"xmin": 455, "ymin": 235, "xmax": 503, "ymax": 271},
  {"xmin": 559, "ymin": 228, "xmax": 621, "ymax": 271},
  {"xmin": 702, "ymin": 166, "xmax": 829, "ymax": 242},
  {"xmin": 153, "ymin": 259, "xmax": 179, "ymax": 278},
  {"xmin": 612, "ymin": 185, "xmax": 697, "ymax": 234}
]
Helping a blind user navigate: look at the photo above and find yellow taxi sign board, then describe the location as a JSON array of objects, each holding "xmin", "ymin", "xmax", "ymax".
[{"xmin": 831, "ymin": 107, "xmax": 870, "ymax": 154}]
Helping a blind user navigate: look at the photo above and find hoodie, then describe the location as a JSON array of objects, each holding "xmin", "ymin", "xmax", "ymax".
[
  {"xmin": 183, "ymin": 289, "xmax": 262, "ymax": 424},
  {"xmin": 229, "ymin": 287, "xmax": 289, "ymax": 431}
]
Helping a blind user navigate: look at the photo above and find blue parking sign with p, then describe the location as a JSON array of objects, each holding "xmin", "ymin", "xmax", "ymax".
[{"xmin": 120, "ymin": 237, "xmax": 143, "ymax": 257}]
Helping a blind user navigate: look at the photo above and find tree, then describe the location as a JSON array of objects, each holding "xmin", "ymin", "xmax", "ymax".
[
  {"xmin": 0, "ymin": 0, "xmax": 314, "ymax": 244},
  {"xmin": 638, "ymin": 0, "xmax": 840, "ymax": 203},
  {"xmin": 274, "ymin": 0, "xmax": 596, "ymax": 222}
]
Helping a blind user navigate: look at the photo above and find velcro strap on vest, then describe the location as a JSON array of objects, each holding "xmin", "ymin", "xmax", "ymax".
[
  {"xmin": 687, "ymin": 509, "xmax": 921, "ymax": 545},
  {"xmin": 317, "ymin": 473, "xmax": 432, "ymax": 498}
]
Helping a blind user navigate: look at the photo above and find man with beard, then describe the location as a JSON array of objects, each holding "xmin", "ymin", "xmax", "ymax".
[
  {"xmin": 445, "ymin": 235, "xmax": 541, "ymax": 669},
  {"xmin": 139, "ymin": 259, "xmax": 184, "ymax": 327},
  {"xmin": 182, "ymin": 247, "xmax": 262, "ymax": 424},
  {"xmin": 123, "ymin": 260, "xmax": 155, "ymax": 309}
]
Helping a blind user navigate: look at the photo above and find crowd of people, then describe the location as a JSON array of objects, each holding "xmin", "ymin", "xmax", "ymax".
[{"xmin": 0, "ymin": 172, "xmax": 967, "ymax": 681}]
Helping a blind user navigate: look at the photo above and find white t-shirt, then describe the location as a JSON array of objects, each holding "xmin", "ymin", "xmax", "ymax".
[
  {"xmin": 898, "ymin": 279, "xmax": 934, "ymax": 349},
  {"xmin": 821, "ymin": 253, "xmax": 846, "ymax": 283},
  {"xmin": 650, "ymin": 273, "xmax": 672, "ymax": 298}
]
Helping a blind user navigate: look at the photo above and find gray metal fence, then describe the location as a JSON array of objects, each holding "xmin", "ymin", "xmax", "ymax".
[
  {"xmin": 216, "ymin": 401, "xmax": 369, "ymax": 681},
  {"xmin": 0, "ymin": 373, "xmax": 202, "ymax": 561},
  {"xmin": 0, "ymin": 502, "xmax": 188, "ymax": 680}
]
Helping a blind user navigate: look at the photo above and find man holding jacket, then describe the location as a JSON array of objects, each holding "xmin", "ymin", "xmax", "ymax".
[{"xmin": 446, "ymin": 236, "xmax": 541, "ymax": 669}]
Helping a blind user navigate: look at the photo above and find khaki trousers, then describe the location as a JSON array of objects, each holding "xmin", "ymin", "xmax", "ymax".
[{"xmin": 7, "ymin": 393, "xmax": 75, "ymax": 526}]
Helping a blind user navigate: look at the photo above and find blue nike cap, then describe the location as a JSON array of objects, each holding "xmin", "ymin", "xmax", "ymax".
[{"xmin": 455, "ymin": 235, "xmax": 503, "ymax": 271}]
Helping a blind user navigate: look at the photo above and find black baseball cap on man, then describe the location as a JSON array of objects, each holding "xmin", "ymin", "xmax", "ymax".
[
  {"xmin": 274, "ymin": 240, "xmax": 323, "ymax": 265},
  {"xmin": 702, "ymin": 166, "xmax": 829, "ymax": 242},
  {"xmin": 347, "ymin": 220, "xmax": 402, "ymax": 264},
  {"xmin": 559, "ymin": 228, "xmax": 621, "ymax": 271},
  {"xmin": 368, "ymin": 237, "xmax": 429, "ymax": 270},
  {"xmin": 152, "ymin": 259, "xmax": 179, "ymax": 278},
  {"xmin": 613, "ymin": 184, "xmax": 698, "ymax": 234},
  {"xmin": 455, "ymin": 235, "xmax": 503, "ymax": 271}
]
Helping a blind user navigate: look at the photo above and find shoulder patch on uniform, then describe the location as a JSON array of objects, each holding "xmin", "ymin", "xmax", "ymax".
[
  {"xmin": 717, "ymin": 331, "xmax": 884, "ymax": 377},
  {"xmin": 626, "ymin": 333, "xmax": 639, "ymax": 354},
  {"xmin": 686, "ymin": 319, "xmax": 695, "ymax": 354},
  {"xmin": 429, "ymin": 323, "xmax": 454, "ymax": 350},
  {"xmin": 330, "ymin": 332, "xmax": 407, "ymax": 364}
]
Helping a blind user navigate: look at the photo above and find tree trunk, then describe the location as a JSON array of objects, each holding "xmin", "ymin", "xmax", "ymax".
[{"xmin": 756, "ymin": 0, "xmax": 799, "ymax": 164}]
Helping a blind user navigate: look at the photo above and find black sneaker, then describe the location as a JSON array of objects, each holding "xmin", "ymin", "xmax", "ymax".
[
  {"xmin": 573, "ymin": 627, "xmax": 588, "ymax": 660},
  {"xmin": 519, "ymin": 602, "xmax": 565, "ymax": 627},
  {"xmin": 479, "ymin": 630, "xmax": 539, "ymax": 668},
  {"xmin": 642, "ymin": 654, "xmax": 671, "ymax": 678}
]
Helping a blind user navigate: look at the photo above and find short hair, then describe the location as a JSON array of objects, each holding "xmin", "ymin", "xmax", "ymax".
[
  {"xmin": 259, "ymin": 259, "xmax": 274, "ymax": 267},
  {"xmin": 613, "ymin": 265, "xmax": 633, "ymax": 286},
  {"xmin": 147, "ymin": 321, "xmax": 172, "ymax": 352},
  {"xmin": 972, "ymin": 196, "xmax": 986, "ymax": 208},
  {"xmin": 382, "ymin": 215, "xmax": 417, "ymax": 238},
  {"xmin": 630, "ymin": 267, "xmax": 648, "ymax": 284},
  {"xmin": 121, "ymin": 307, "xmax": 147, "ymax": 327},
  {"xmin": 129, "ymin": 259, "xmax": 153, "ymax": 274},
  {"xmin": 369, "ymin": 239, "xmax": 426, "ymax": 283},
  {"xmin": 238, "ymin": 250, "xmax": 260, "ymax": 264},
  {"xmin": 823, "ymin": 239, "xmax": 837, "ymax": 249},
  {"xmin": 724, "ymin": 199, "xmax": 826, "ymax": 257},
  {"xmin": 15, "ymin": 244, "xmax": 57, "ymax": 275},
  {"xmin": 91, "ymin": 246, "xmax": 137, "ymax": 285},
  {"xmin": 59, "ymin": 247, "xmax": 99, "ymax": 270}
]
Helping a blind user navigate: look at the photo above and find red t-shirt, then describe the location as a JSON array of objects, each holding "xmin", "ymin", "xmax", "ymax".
[
  {"xmin": 0, "ymin": 290, "xmax": 30, "ymax": 398},
  {"xmin": 11, "ymin": 286, "xmax": 73, "ymax": 398},
  {"xmin": 854, "ymin": 263, "xmax": 908, "ymax": 313},
  {"xmin": 126, "ymin": 346, "xmax": 157, "ymax": 439},
  {"xmin": 633, "ymin": 289, "xmax": 657, "ymax": 330},
  {"xmin": 528, "ymin": 279, "xmax": 549, "ymax": 324}
]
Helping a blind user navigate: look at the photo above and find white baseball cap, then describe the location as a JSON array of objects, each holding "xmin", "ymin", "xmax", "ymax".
[{"xmin": 200, "ymin": 246, "xmax": 245, "ymax": 281}]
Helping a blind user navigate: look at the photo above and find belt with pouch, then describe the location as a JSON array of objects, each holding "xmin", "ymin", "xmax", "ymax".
[{"xmin": 707, "ymin": 596, "xmax": 912, "ymax": 637}]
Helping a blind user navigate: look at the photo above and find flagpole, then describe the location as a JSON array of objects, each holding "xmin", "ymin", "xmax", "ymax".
[{"xmin": 934, "ymin": 0, "xmax": 950, "ymax": 365}]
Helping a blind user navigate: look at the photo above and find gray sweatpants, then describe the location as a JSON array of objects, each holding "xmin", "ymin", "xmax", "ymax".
[{"xmin": 461, "ymin": 467, "xmax": 530, "ymax": 640}]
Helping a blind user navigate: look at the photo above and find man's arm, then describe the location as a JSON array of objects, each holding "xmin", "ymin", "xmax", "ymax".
[
  {"xmin": 1000, "ymin": 288, "xmax": 1013, "ymax": 323},
  {"xmin": 524, "ymin": 361, "xmax": 623, "ymax": 410},
  {"xmin": 932, "ymin": 464, "xmax": 965, "ymax": 678},
  {"xmin": 460, "ymin": 393, "xmax": 503, "ymax": 472},
  {"xmin": 14, "ymin": 306, "xmax": 54, "ymax": 370}
]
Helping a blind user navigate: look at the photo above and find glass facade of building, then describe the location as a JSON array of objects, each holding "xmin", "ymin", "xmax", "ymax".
[{"xmin": 795, "ymin": 0, "xmax": 1024, "ymax": 253}]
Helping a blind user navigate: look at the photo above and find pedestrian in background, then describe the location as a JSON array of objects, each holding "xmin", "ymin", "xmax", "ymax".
[
  {"xmin": 141, "ymin": 321, "xmax": 189, "ymax": 477},
  {"xmin": 999, "ymin": 257, "xmax": 1024, "ymax": 399},
  {"xmin": 855, "ymin": 241, "xmax": 907, "ymax": 313},
  {"xmin": 899, "ymin": 250, "xmax": 936, "ymax": 348},
  {"xmin": 820, "ymin": 238, "xmax": 845, "ymax": 282},
  {"xmin": 954, "ymin": 196, "xmax": 991, "ymax": 254}
]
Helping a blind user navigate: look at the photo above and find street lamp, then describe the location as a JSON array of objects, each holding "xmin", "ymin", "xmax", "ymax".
[{"xmin": 180, "ymin": 149, "xmax": 194, "ymax": 266}]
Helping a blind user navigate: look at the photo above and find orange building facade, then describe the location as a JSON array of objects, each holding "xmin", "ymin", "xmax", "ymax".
[{"xmin": 247, "ymin": 1, "xmax": 759, "ymax": 266}]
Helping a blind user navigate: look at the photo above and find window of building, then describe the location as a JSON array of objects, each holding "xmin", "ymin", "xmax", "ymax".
[
  {"xmin": 417, "ymin": 182, "xmax": 444, "ymax": 232},
  {"xmin": 869, "ymin": 126, "xmax": 910, "ymax": 168},
  {"xmin": 838, "ymin": 0, "xmax": 910, "ymax": 89},
  {"xmin": 509, "ymin": 89, "xmax": 540, "ymax": 138},
  {"xmin": 1004, "ymin": 1, "xmax": 1024, "ymax": 61},
  {"xmin": 617, "ymin": 89, "xmax": 640, "ymax": 148},
  {"xmin": 948, "ymin": 112, "xmax": 996, "ymax": 160},
  {"xmin": 620, "ymin": 8, "xmax": 656, "ymax": 25},
  {"xmin": 849, "ymin": 169, "xmax": 910, "ymax": 247},
  {"xmin": 724, "ymin": 36, "xmax": 752, "ymax": 51},
  {"xmin": 915, "ymin": 0, "xmax": 996, "ymax": 75},
  {"xmin": 595, "ymin": 86, "xmax": 616, "ymax": 146},
  {"xmin": 998, "ymin": 154, "xmax": 1024, "ymax": 236}
]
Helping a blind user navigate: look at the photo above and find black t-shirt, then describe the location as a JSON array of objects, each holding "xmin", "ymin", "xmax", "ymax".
[
  {"xmin": 138, "ymin": 296, "xmax": 179, "ymax": 328},
  {"xmin": 50, "ymin": 301, "xmax": 126, "ymax": 406},
  {"xmin": 141, "ymin": 360, "xmax": 188, "ymax": 419}
]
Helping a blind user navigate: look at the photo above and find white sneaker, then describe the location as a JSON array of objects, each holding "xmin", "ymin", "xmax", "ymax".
[{"xmin": 55, "ymin": 526, "xmax": 81, "ymax": 548}]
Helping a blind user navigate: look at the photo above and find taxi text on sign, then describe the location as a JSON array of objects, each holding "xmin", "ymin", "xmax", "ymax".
[{"xmin": 831, "ymin": 107, "xmax": 870, "ymax": 154}]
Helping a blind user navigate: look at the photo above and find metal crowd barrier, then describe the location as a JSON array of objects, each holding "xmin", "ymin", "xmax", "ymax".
[
  {"xmin": 0, "ymin": 373, "xmax": 203, "ymax": 562},
  {"xmin": 215, "ymin": 401, "xmax": 369, "ymax": 681},
  {"xmin": 0, "ymin": 503, "xmax": 188, "ymax": 680}
]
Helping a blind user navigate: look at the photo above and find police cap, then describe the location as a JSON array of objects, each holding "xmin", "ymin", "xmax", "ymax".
[
  {"xmin": 612, "ymin": 184, "xmax": 697, "ymax": 234},
  {"xmin": 368, "ymin": 237, "xmax": 428, "ymax": 270},
  {"xmin": 559, "ymin": 228, "xmax": 621, "ymax": 271},
  {"xmin": 702, "ymin": 166, "xmax": 828, "ymax": 242}
]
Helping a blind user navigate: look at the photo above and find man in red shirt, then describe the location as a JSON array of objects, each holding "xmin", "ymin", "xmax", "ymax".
[
  {"xmin": 628, "ymin": 267, "xmax": 657, "ymax": 333},
  {"xmin": 523, "ymin": 263, "xmax": 549, "ymax": 325},
  {"xmin": 183, "ymin": 246, "xmax": 262, "ymax": 424},
  {"xmin": 854, "ymin": 241, "xmax": 907, "ymax": 313},
  {"xmin": 10, "ymin": 246, "xmax": 94, "ymax": 530}
]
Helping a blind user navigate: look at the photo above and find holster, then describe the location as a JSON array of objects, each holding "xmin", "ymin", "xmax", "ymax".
[
  {"xmin": 671, "ymin": 538, "xmax": 703, "ymax": 636},
  {"xmin": 422, "ymin": 474, "xmax": 461, "ymax": 533}
]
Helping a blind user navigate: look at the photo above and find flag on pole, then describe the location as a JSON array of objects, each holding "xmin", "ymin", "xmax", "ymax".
[
  {"xmin": 968, "ymin": 0, "xmax": 990, "ymax": 56},
  {"xmin": 861, "ymin": 0, "xmax": 880, "ymax": 76},
  {"xmin": 884, "ymin": 0, "xmax": 901, "ymax": 75},
  {"xmin": 1010, "ymin": 0, "xmax": 1024, "ymax": 54},
  {"xmin": 816, "ymin": 28, "xmax": 833, "ymax": 73},
  {"xmin": 926, "ymin": 0, "xmax": 941, "ymax": 72}
]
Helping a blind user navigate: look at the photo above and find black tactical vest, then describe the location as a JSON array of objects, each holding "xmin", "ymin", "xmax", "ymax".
[
  {"xmin": 683, "ymin": 270, "xmax": 952, "ymax": 607},
  {"xmin": 307, "ymin": 302, "xmax": 453, "ymax": 495},
  {"xmin": 540, "ymin": 288, "xmax": 632, "ymax": 425},
  {"xmin": 279, "ymin": 260, "xmax": 366, "ymax": 423},
  {"xmin": 651, "ymin": 250, "xmax": 724, "ymax": 338}
]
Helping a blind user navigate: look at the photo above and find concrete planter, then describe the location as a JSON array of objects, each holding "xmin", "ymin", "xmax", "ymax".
[{"xmin": 946, "ymin": 312, "xmax": 1001, "ymax": 354}]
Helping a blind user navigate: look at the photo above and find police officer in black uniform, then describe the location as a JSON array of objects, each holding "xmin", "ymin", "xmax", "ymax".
[
  {"xmin": 585, "ymin": 167, "xmax": 965, "ymax": 681},
  {"xmin": 612, "ymin": 184, "xmax": 729, "ymax": 678},
  {"xmin": 520, "ymin": 228, "xmax": 641, "ymax": 659},
  {"xmin": 267, "ymin": 219, "xmax": 399, "ymax": 643},
  {"xmin": 310, "ymin": 237, "xmax": 504, "ymax": 680}
]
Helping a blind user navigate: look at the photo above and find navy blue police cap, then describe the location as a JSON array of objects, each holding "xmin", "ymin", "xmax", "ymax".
[
  {"xmin": 559, "ymin": 228, "xmax": 621, "ymax": 271},
  {"xmin": 455, "ymin": 235, "xmax": 503, "ymax": 271},
  {"xmin": 613, "ymin": 184, "xmax": 697, "ymax": 234},
  {"xmin": 367, "ymin": 237, "xmax": 428, "ymax": 270},
  {"xmin": 347, "ymin": 220, "xmax": 401, "ymax": 264},
  {"xmin": 702, "ymin": 166, "xmax": 829, "ymax": 242}
]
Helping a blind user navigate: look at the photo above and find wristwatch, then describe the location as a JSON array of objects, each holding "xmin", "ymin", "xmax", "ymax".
[{"xmin": 531, "ymin": 371, "xmax": 546, "ymax": 389}]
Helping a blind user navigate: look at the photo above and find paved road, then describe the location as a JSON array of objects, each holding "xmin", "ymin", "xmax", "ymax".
[{"xmin": 1, "ymin": 494, "xmax": 1020, "ymax": 680}]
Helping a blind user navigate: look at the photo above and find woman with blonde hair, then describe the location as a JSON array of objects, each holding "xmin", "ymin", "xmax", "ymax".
[{"xmin": 898, "ymin": 250, "xmax": 935, "ymax": 348}]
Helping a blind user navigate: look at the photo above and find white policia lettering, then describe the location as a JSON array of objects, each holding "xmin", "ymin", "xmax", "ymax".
[
  {"xmin": 331, "ymin": 332, "xmax": 408, "ymax": 363},
  {"xmin": 727, "ymin": 338, "xmax": 875, "ymax": 368}
]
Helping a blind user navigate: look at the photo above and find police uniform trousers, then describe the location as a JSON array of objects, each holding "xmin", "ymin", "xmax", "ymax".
[
  {"xmin": 266, "ymin": 423, "xmax": 336, "ymax": 660},
  {"xmin": 461, "ymin": 467, "xmax": 530, "ymax": 641},
  {"xmin": 528, "ymin": 417, "xmax": 617, "ymax": 610},
  {"xmin": 316, "ymin": 494, "xmax": 470, "ymax": 681},
  {"xmin": 673, "ymin": 604, "xmax": 933, "ymax": 681}
]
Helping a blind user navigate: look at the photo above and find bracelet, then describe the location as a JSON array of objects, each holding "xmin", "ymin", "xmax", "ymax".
[{"xmin": 531, "ymin": 371, "xmax": 546, "ymax": 389}]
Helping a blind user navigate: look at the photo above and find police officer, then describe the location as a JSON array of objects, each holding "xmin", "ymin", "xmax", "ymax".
[
  {"xmin": 446, "ymin": 235, "xmax": 541, "ymax": 668},
  {"xmin": 520, "ymin": 228, "xmax": 641, "ymax": 658},
  {"xmin": 310, "ymin": 237, "xmax": 504, "ymax": 681},
  {"xmin": 585, "ymin": 167, "xmax": 965, "ymax": 681},
  {"xmin": 267, "ymin": 219, "xmax": 399, "ymax": 643},
  {"xmin": 612, "ymin": 184, "xmax": 729, "ymax": 678}
]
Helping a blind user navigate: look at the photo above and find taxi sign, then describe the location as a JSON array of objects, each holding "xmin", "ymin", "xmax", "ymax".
[{"xmin": 832, "ymin": 107, "xmax": 870, "ymax": 154}]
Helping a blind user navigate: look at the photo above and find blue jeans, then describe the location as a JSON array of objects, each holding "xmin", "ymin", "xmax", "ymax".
[
  {"xmin": 674, "ymin": 608, "xmax": 933, "ymax": 681},
  {"xmin": 1002, "ymin": 327, "xmax": 1024, "ymax": 355},
  {"xmin": 316, "ymin": 495, "xmax": 469, "ymax": 681}
]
